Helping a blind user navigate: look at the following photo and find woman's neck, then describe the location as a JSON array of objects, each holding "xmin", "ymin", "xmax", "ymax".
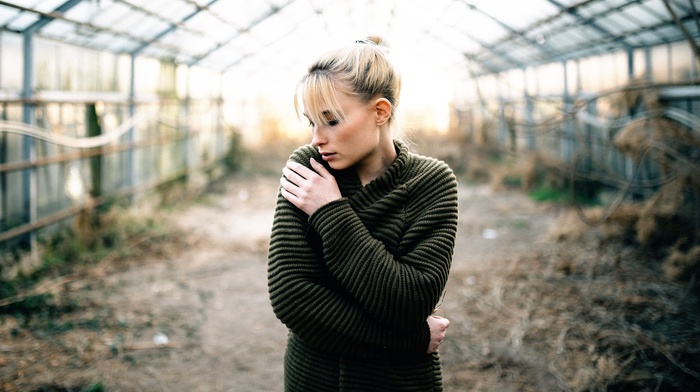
[{"xmin": 356, "ymin": 137, "xmax": 397, "ymax": 186}]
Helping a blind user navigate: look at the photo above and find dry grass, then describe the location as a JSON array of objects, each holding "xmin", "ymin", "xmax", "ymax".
[{"xmin": 441, "ymin": 236, "xmax": 700, "ymax": 391}]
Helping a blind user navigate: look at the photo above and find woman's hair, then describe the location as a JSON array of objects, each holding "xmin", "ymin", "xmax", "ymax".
[{"xmin": 295, "ymin": 35, "xmax": 401, "ymax": 128}]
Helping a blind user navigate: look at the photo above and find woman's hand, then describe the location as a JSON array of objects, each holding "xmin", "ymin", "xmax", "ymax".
[
  {"xmin": 280, "ymin": 158, "xmax": 342, "ymax": 216},
  {"xmin": 427, "ymin": 315, "xmax": 450, "ymax": 354}
]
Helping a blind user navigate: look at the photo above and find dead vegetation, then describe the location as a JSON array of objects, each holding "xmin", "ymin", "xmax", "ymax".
[
  {"xmin": 413, "ymin": 83, "xmax": 700, "ymax": 389},
  {"xmin": 441, "ymin": 227, "xmax": 700, "ymax": 391},
  {"xmin": 2, "ymin": 100, "xmax": 700, "ymax": 390}
]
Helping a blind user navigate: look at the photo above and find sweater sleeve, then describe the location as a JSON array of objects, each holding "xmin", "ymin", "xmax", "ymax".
[
  {"xmin": 267, "ymin": 150, "xmax": 431, "ymax": 357},
  {"xmin": 309, "ymin": 161, "xmax": 459, "ymax": 331}
]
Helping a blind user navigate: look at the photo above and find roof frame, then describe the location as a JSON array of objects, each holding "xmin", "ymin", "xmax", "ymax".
[
  {"xmin": 193, "ymin": 0, "xmax": 298, "ymax": 69},
  {"xmin": 130, "ymin": 0, "xmax": 220, "ymax": 56},
  {"xmin": 461, "ymin": 0, "xmax": 561, "ymax": 63},
  {"xmin": 417, "ymin": 0, "xmax": 524, "ymax": 73},
  {"xmin": 661, "ymin": 0, "xmax": 700, "ymax": 60},
  {"xmin": 0, "ymin": 0, "xmax": 184, "ymax": 55},
  {"xmin": 24, "ymin": 0, "xmax": 83, "ymax": 34},
  {"xmin": 0, "ymin": 0, "xmax": 697, "ymax": 79},
  {"xmin": 115, "ymin": 0, "xmax": 206, "ymax": 43},
  {"xmin": 467, "ymin": 0, "xmax": 700, "ymax": 76},
  {"xmin": 546, "ymin": 0, "xmax": 634, "ymax": 52}
]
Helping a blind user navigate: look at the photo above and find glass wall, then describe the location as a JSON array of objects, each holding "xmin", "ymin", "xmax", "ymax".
[{"xmin": 0, "ymin": 31, "xmax": 230, "ymax": 255}]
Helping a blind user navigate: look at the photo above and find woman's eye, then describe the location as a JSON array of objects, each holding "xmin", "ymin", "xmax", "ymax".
[
  {"xmin": 328, "ymin": 119, "xmax": 339, "ymax": 126},
  {"xmin": 308, "ymin": 121, "xmax": 315, "ymax": 127}
]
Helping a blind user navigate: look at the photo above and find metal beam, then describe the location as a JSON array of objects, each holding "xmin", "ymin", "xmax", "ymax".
[
  {"xmin": 115, "ymin": 0, "xmax": 206, "ymax": 40},
  {"xmin": 546, "ymin": 0, "xmax": 634, "ymax": 52},
  {"xmin": 22, "ymin": 0, "xmax": 85, "ymax": 34},
  {"xmin": 0, "ymin": 0, "xmax": 181, "ymax": 55},
  {"xmin": 461, "ymin": 0, "xmax": 559, "ymax": 62},
  {"xmin": 661, "ymin": 0, "xmax": 700, "ymax": 61},
  {"xmin": 417, "ymin": 1, "xmax": 524, "ymax": 74},
  {"xmin": 471, "ymin": 0, "xmax": 697, "ymax": 77},
  {"xmin": 190, "ymin": 0, "xmax": 298, "ymax": 68},
  {"xmin": 130, "ymin": 0, "xmax": 220, "ymax": 56}
]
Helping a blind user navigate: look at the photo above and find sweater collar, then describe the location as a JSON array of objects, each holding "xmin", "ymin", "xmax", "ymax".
[{"xmin": 334, "ymin": 139, "xmax": 410, "ymax": 200}]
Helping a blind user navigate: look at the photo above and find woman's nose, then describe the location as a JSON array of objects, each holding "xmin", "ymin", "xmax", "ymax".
[{"xmin": 311, "ymin": 127, "xmax": 326, "ymax": 147}]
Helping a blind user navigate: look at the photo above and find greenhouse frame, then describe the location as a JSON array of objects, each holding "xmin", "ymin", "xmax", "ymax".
[{"xmin": 0, "ymin": 0, "xmax": 698, "ymax": 268}]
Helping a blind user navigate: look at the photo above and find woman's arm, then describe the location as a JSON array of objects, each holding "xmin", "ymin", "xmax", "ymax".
[
  {"xmin": 268, "ymin": 189, "xmax": 430, "ymax": 357},
  {"xmin": 268, "ymin": 147, "xmax": 458, "ymax": 356},
  {"xmin": 308, "ymin": 163, "xmax": 458, "ymax": 330}
]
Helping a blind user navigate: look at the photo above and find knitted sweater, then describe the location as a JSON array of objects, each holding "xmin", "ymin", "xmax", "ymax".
[{"xmin": 268, "ymin": 140, "xmax": 459, "ymax": 391}]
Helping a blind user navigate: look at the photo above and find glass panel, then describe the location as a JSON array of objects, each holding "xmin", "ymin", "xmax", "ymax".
[
  {"xmin": 61, "ymin": 1, "xmax": 101, "ymax": 24},
  {"xmin": 186, "ymin": 12, "xmax": 236, "ymax": 40},
  {"xmin": 34, "ymin": 38, "xmax": 57, "ymax": 90},
  {"xmin": 670, "ymin": 42, "xmax": 694, "ymax": 82},
  {"xmin": 0, "ymin": 5, "xmax": 21, "ymax": 26},
  {"xmin": 143, "ymin": 0, "xmax": 195, "ymax": 21},
  {"xmin": 39, "ymin": 18, "xmax": 72, "ymax": 38},
  {"xmin": 655, "ymin": 24, "xmax": 685, "ymax": 42},
  {"xmin": 20, "ymin": 0, "xmax": 67, "ymax": 13},
  {"xmin": 478, "ymin": 0, "xmax": 560, "ymax": 31},
  {"xmin": 128, "ymin": 16, "xmax": 171, "ymax": 40},
  {"xmin": 622, "ymin": 3, "xmax": 664, "ymax": 28},
  {"xmin": 596, "ymin": 11, "xmax": 643, "ymax": 35},
  {"xmin": 638, "ymin": 0, "xmax": 672, "ymax": 17},
  {"xmin": 0, "ymin": 0, "xmax": 695, "ymax": 87},
  {"xmin": 91, "ymin": 2, "xmax": 133, "ymax": 30},
  {"xmin": 209, "ymin": 0, "xmax": 271, "ymax": 29},
  {"xmin": 577, "ymin": 0, "xmax": 629, "ymax": 18},
  {"xmin": 6, "ymin": 11, "xmax": 39, "ymax": 30},
  {"xmin": 0, "ymin": 31, "xmax": 22, "ymax": 91},
  {"xmin": 106, "ymin": 35, "xmax": 141, "ymax": 53},
  {"xmin": 651, "ymin": 45, "xmax": 670, "ymax": 82}
]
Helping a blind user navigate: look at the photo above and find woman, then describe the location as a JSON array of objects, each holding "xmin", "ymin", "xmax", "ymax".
[{"xmin": 267, "ymin": 36, "xmax": 459, "ymax": 391}]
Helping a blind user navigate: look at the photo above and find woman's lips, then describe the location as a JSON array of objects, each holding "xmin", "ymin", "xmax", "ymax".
[{"xmin": 320, "ymin": 152, "xmax": 336, "ymax": 161}]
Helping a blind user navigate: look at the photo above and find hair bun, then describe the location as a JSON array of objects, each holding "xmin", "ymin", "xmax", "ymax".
[{"xmin": 356, "ymin": 35, "xmax": 390, "ymax": 48}]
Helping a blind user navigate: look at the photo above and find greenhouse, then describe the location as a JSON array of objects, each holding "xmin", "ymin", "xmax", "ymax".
[{"xmin": 1, "ymin": 0, "xmax": 699, "ymax": 390}]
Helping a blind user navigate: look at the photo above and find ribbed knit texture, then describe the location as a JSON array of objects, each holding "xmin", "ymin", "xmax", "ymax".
[{"xmin": 268, "ymin": 140, "xmax": 459, "ymax": 391}]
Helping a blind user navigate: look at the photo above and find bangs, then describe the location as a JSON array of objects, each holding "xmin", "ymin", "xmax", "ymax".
[{"xmin": 294, "ymin": 72, "xmax": 346, "ymax": 127}]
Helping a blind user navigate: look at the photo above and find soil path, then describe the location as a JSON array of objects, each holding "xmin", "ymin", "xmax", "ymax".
[{"xmin": 1, "ymin": 175, "xmax": 561, "ymax": 391}]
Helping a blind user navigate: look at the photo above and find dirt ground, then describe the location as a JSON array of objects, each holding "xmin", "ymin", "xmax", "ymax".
[{"xmin": 1, "ymin": 173, "xmax": 698, "ymax": 391}]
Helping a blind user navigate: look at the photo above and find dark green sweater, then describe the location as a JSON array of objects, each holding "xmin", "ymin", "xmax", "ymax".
[{"xmin": 268, "ymin": 140, "xmax": 459, "ymax": 391}]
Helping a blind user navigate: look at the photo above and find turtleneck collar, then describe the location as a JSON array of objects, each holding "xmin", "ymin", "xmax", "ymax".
[{"xmin": 332, "ymin": 139, "xmax": 410, "ymax": 201}]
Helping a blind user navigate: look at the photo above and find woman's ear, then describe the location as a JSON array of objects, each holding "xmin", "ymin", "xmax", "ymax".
[{"xmin": 374, "ymin": 98, "xmax": 392, "ymax": 126}]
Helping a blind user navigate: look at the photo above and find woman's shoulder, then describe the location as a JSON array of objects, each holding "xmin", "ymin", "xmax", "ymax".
[
  {"xmin": 288, "ymin": 144, "xmax": 320, "ymax": 166},
  {"xmin": 405, "ymin": 150, "xmax": 456, "ymax": 182}
]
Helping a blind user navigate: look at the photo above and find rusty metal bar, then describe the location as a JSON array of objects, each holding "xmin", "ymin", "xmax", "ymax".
[
  {"xmin": 0, "ymin": 155, "xmax": 224, "ymax": 244},
  {"xmin": 0, "ymin": 132, "xmax": 193, "ymax": 174}
]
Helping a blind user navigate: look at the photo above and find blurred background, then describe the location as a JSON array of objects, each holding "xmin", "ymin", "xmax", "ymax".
[
  {"xmin": 1, "ymin": 0, "xmax": 699, "ymax": 259},
  {"xmin": 1, "ymin": 1, "xmax": 699, "ymax": 390}
]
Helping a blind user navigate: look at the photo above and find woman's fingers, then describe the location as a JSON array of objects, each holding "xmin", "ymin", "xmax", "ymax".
[
  {"xmin": 309, "ymin": 158, "xmax": 332, "ymax": 179},
  {"xmin": 281, "ymin": 167, "xmax": 299, "ymax": 187},
  {"xmin": 280, "ymin": 158, "xmax": 341, "ymax": 216},
  {"xmin": 285, "ymin": 160, "xmax": 317, "ymax": 180},
  {"xmin": 427, "ymin": 315, "xmax": 450, "ymax": 353},
  {"xmin": 279, "ymin": 176, "xmax": 296, "ymax": 197}
]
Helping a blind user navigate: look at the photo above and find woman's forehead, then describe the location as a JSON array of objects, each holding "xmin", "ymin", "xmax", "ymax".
[{"xmin": 302, "ymin": 88, "xmax": 348, "ymax": 119}]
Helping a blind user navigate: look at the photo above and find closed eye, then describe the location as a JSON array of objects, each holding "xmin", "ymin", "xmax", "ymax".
[{"xmin": 322, "ymin": 110, "xmax": 339, "ymax": 127}]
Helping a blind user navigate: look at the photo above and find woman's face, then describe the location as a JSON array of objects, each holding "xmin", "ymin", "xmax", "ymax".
[{"xmin": 305, "ymin": 90, "xmax": 383, "ymax": 172}]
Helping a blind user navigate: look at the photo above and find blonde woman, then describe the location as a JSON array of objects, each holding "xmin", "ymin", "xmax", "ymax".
[{"xmin": 268, "ymin": 36, "xmax": 458, "ymax": 391}]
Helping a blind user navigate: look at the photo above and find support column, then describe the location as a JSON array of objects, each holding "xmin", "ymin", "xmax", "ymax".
[
  {"xmin": 523, "ymin": 68, "xmax": 535, "ymax": 151},
  {"xmin": 21, "ymin": 30, "xmax": 37, "ymax": 260},
  {"xmin": 562, "ymin": 60, "xmax": 573, "ymax": 162},
  {"xmin": 127, "ymin": 54, "xmax": 136, "ymax": 202}
]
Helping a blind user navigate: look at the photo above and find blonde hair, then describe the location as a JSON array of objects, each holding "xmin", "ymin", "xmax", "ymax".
[{"xmin": 294, "ymin": 35, "xmax": 401, "ymax": 128}]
